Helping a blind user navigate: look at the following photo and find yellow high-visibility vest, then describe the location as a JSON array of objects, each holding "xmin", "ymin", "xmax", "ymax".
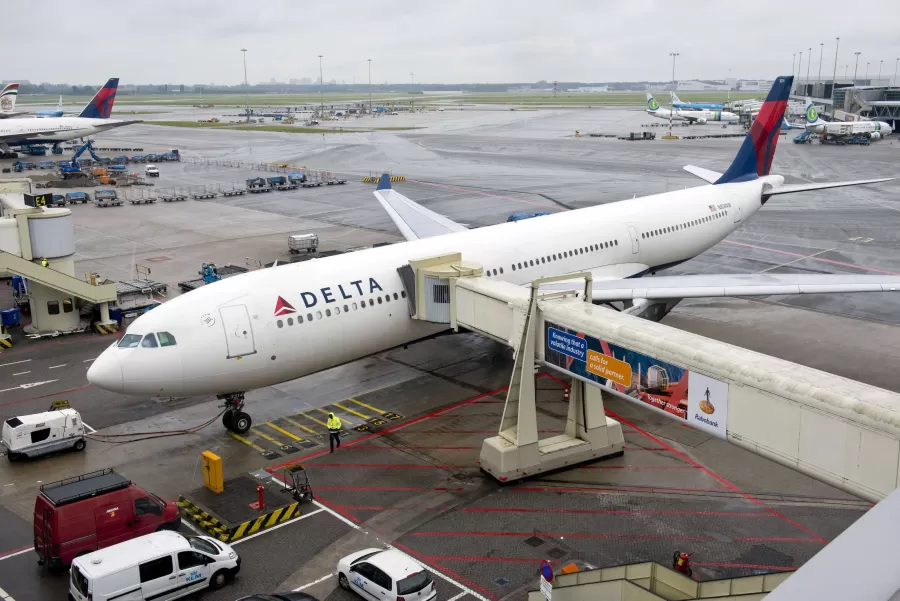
[{"xmin": 327, "ymin": 415, "xmax": 342, "ymax": 431}]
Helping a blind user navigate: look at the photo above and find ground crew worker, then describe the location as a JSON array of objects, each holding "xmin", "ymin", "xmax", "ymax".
[
  {"xmin": 40, "ymin": 257, "xmax": 49, "ymax": 268},
  {"xmin": 327, "ymin": 412, "xmax": 342, "ymax": 453}
]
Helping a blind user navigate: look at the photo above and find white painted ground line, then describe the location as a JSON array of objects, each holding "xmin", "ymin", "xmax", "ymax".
[
  {"xmin": 446, "ymin": 592, "xmax": 468, "ymax": 601},
  {"xmin": 0, "ymin": 548, "xmax": 31, "ymax": 563},
  {"xmin": 308, "ymin": 499, "xmax": 488, "ymax": 601},
  {"xmin": 293, "ymin": 572, "xmax": 335, "ymax": 592},
  {"xmin": 231, "ymin": 508, "xmax": 325, "ymax": 545},
  {"xmin": 83, "ymin": 358, "xmax": 96, "ymax": 363},
  {"xmin": 0, "ymin": 360, "xmax": 31, "ymax": 368},
  {"xmin": 48, "ymin": 364, "xmax": 66, "ymax": 369},
  {"xmin": 0, "ymin": 584, "xmax": 15, "ymax": 601},
  {"xmin": 11, "ymin": 372, "xmax": 30, "ymax": 376}
]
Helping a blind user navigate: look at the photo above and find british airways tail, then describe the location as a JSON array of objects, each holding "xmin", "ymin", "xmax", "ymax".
[
  {"xmin": 714, "ymin": 75, "xmax": 791, "ymax": 184},
  {"xmin": 78, "ymin": 78, "xmax": 119, "ymax": 119}
]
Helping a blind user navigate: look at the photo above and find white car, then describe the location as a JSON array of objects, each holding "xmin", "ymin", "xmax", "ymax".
[
  {"xmin": 145, "ymin": 165, "xmax": 160, "ymax": 177},
  {"xmin": 338, "ymin": 548, "xmax": 436, "ymax": 601}
]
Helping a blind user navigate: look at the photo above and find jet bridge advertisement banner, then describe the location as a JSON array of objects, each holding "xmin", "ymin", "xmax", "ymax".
[{"xmin": 545, "ymin": 324, "xmax": 728, "ymax": 439}]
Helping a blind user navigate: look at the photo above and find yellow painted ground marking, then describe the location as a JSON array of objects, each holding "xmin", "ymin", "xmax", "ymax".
[
  {"xmin": 348, "ymin": 397, "xmax": 387, "ymax": 415},
  {"xmin": 266, "ymin": 422, "xmax": 303, "ymax": 441}
]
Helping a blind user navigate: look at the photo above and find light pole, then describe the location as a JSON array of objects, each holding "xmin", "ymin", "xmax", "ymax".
[
  {"xmin": 410, "ymin": 72, "xmax": 414, "ymax": 85},
  {"xmin": 318, "ymin": 54, "xmax": 324, "ymax": 117},
  {"xmin": 367, "ymin": 58, "xmax": 372, "ymax": 116},
  {"xmin": 831, "ymin": 37, "xmax": 840, "ymax": 100},
  {"xmin": 241, "ymin": 48, "xmax": 249, "ymax": 122},
  {"xmin": 894, "ymin": 58, "xmax": 899, "ymax": 87},
  {"xmin": 792, "ymin": 53, "xmax": 796, "ymax": 84},
  {"xmin": 805, "ymin": 47, "xmax": 812, "ymax": 95},
  {"xmin": 865, "ymin": 61, "xmax": 870, "ymax": 83},
  {"xmin": 798, "ymin": 49, "xmax": 803, "ymax": 91},
  {"xmin": 817, "ymin": 43, "xmax": 824, "ymax": 92},
  {"xmin": 853, "ymin": 51, "xmax": 861, "ymax": 84},
  {"xmin": 668, "ymin": 52, "xmax": 678, "ymax": 138},
  {"xmin": 877, "ymin": 59, "xmax": 883, "ymax": 83}
]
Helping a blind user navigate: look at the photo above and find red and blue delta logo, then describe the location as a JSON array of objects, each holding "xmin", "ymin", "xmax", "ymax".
[{"xmin": 274, "ymin": 296, "xmax": 296, "ymax": 316}]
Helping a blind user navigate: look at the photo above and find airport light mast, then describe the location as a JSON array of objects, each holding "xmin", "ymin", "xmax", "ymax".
[
  {"xmin": 668, "ymin": 52, "xmax": 678, "ymax": 139},
  {"xmin": 853, "ymin": 52, "xmax": 861, "ymax": 84},
  {"xmin": 318, "ymin": 55, "xmax": 324, "ymax": 118},
  {"xmin": 818, "ymin": 43, "xmax": 824, "ymax": 91},
  {"xmin": 893, "ymin": 58, "xmax": 899, "ymax": 87},
  {"xmin": 806, "ymin": 47, "xmax": 812, "ymax": 96},
  {"xmin": 798, "ymin": 49, "xmax": 803, "ymax": 94},
  {"xmin": 241, "ymin": 48, "xmax": 249, "ymax": 123},
  {"xmin": 877, "ymin": 60, "xmax": 883, "ymax": 83},
  {"xmin": 865, "ymin": 62, "xmax": 870, "ymax": 83},
  {"xmin": 831, "ymin": 38, "xmax": 840, "ymax": 105},
  {"xmin": 367, "ymin": 58, "xmax": 373, "ymax": 116}
]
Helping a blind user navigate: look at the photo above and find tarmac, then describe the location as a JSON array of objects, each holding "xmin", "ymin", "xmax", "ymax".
[{"xmin": 0, "ymin": 103, "xmax": 898, "ymax": 601}]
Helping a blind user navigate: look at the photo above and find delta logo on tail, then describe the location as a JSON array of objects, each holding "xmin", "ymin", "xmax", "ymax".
[
  {"xmin": 79, "ymin": 78, "xmax": 119, "ymax": 119},
  {"xmin": 274, "ymin": 296, "xmax": 296, "ymax": 316}
]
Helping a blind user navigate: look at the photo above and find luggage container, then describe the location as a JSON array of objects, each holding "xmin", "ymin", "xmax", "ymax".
[{"xmin": 288, "ymin": 233, "xmax": 319, "ymax": 253}]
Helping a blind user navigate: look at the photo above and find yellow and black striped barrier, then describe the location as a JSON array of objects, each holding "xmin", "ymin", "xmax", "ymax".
[
  {"xmin": 0, "ymin": 337, "xmax": 11, "ymax": 349},
  {"xmin": 176, "ymin": 496, "xmax": 302, "ymax": 542},
  {"xmin": 363, "ymin": 175, "xmax": 406, "ymax": 183},
  {"xmin": 94, "ymin": 322, "xmax": 119, "ymax": 335}
]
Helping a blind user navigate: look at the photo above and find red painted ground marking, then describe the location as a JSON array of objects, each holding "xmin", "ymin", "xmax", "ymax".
[
  {"xmin": 461, "ymin": 507, "xmax": 773, "ymax": 517},
  {"xmin": 734, "ymin": 536, "xmax": 821, "ymax": 543},
  {"xmin": 578, "ymin": 465, "xmax": 699, "ymax": 470},
  {"xmin": 422, "ymin": 555, "xmax": 552, "ymax": 564},
  {"xmin": 347, "ymin": 445, "xmax": 479, "ymax": 451},
  {"xmin": 693, "ymin": 561, "xmax": 798, "ymax": 571},
  {"xmin": 412, "ymin": 531, "xmax": 804, "ymax": 542},
  {"xmin": 624, "ymin": 446, "xmax": 671, "ymax": 451},
  {"xmin": 0, "ymin": 545, "xmax": 30, "ymax": 560},
  {"xmin": 315, "ymin": 486, "xmax": 463, "ymax": 492},
  {"xmin": 267, "ymin": 385, "xmax": 508, "ymax": 472},
  {"xmin": 302, "ymin": 463, "xmax": 469, "ymax": 469},
  {"xmin": 334, "ymin": 505, "xmax": 451, "ymax": 512},
  {"xmin": 407, "ymin": 429, "xmax": 563, "ymax": 435},
  {"xmin": 513, "ymin": 484, "xmax": 733, "ymax": 494},
  {"xmin": 392, "ymin": 543, "xmax": 498, "ymax": 600},
  {"xmin": 722, "ymin": 240, "xmax": 900, "ymax": 276},
  {"xmin": 604, "ymin": 408, "xmax": 829, "ymax": 544},
  {"xmin": 0, "ymin": 384, "xmax": 95, "ymax": 408}
]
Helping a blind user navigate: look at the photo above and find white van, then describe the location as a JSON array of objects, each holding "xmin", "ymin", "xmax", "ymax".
[
  {"xmin": 69, "ymin": 530, "xmax": 240, "ymax": 601},
  {"xmin": 2, "ymin": 407, "xmax": 85, "ymax": 460}
]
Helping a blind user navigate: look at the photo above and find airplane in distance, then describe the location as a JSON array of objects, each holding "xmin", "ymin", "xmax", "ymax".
[
  {"xmin": 35, "ymin": 96, "xmax": 64, "ymax": 117},
  {"xmin": 646, "ymin": 93, "xmax": 738, "ymax": 124},
  {"xmin": 803, "ymin": 98, "xmax": 892, "ymax": 139},
  {"xmin": 0, "ymin": 78, "xmax": 140, "ymax": 153},
  {"xmin": 670, "ymin": 91, "xmax": 724, "ymax": 110},
  {"xmin": 0, "ymin": 83, "xmax": 19, "ymax": 118},
  {"xmin": 87, "ymin": 75, "xmax": 897, "ymax": 434}
]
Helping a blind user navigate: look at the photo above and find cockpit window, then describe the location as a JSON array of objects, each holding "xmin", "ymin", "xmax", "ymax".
[
  {"xmin": 141, "ymin": 334, "xmax": 159, "ymax": 348},
  {"xmin": 157, "ymin": 332, "xmax": 177, "ymax": 347},
  {"xmin": 118, "ymin": 334, "xmax": 142, "ymax": 348}
]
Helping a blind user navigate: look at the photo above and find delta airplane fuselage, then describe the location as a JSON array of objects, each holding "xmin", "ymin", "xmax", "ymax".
[
  {"xmin": 88, "ymin": 178, "xmax": 769, "ymax": 398},
  {"xmin": 0, "ymin": 117, "xmax": 125, "ymax": 147}
]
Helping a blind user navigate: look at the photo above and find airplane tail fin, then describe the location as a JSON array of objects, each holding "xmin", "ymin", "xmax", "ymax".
[
  {"xmin": 58, "ymin": 95, "xmax": 63, "ymax": 111},
  {"xmin": 671, "ymin": 91, "xmax": 683, "ymax": 105},
  {"xmin": 714, "ymin": 75, "xmax": 792, "ymax": 185},
  {"xmin": 78, "ymin": 78, "xmax": 119, "ymax": 119},
  {"xmin": 646, "ymin": 93, "xmax": 660, "ymax": 112},
  {"xmin": 804, "ymin": 97, "xmax": 824, "ymax": 125},
  {"xmin": 0, "ymin": 83, "xmax": 18, "ymax": 114}
]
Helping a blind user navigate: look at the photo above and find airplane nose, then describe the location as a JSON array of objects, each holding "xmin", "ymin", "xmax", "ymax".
[{"xmin": 87, "ymin": 348, "xmax": 123, "ymax": 392}]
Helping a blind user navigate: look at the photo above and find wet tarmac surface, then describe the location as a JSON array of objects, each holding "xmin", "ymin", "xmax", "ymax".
[{"xmin": 0, "ymin": 103, "xmax": 897, "ymax": 600}]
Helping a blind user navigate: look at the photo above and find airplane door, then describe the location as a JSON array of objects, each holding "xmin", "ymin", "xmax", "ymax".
[
  {"xmin": 627, "ymin": 226, "xmax": 640, "ymax": 254},
  {"xmin": 733, "ymin": 207, "xmax": 742, "ymax": 223},
  {"xmin": 219, "ymin": 305, "xmax": 256, "ymax": 358}
]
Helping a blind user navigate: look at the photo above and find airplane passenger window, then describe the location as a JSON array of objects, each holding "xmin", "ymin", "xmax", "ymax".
[
  {"xmin": 352, "ymin": 303, "xmax": 358, "ymax": 310},
  {"xmin": 158, "ymin": 332, "xmax": 176, "ymax": 346},
  {"xmin": 497, "ymin": 269, "xmax": 502, "ymax": 276},
  {"xmin": 277, "ymin": 320, "xmax": 284, "ymax": 328},
  {"xmin": 518, "ymin": 262, "xmax": 523, "ymax": 269},
  {"xmin": 118, "ymin": 334, "xmax": 142, "ymax": 348},
  {"xmin": 512, "ymin": 265, "xmax": 516, "ymax": 271},
  {"xmin": 540, "ymin": 258, "xmax": 545, "ymax": 264},
  {"xmin": 287, "ymin": 318, "xmax": 294, "ymax": 326},
  {"xmin": 393, "ymin": 293, "xmax": 398, "ymax": 300},
  {"xmin": 615, "ymin": 240, "xmax": 618, "ymax": 245},
  {"xmin": 529, "ymin": 260, "xmax": 534, "ymax": 266},
  {"xmin": 335, "ymin": 307, "xmax": 341, "ymax": 314},
  {"xmin": 298, "ymin": 315, "xmax": 304, "ymax": 323},
  {"xmin": 326, "ymin": 309, "xmax": 332, "ymax": 317},
  {"xmin": 344, "ymin": 305, "xmax": 349, "ymax": 312},
  {"xmin": 308, "ymin": 313, "xmax": 313, "ymax": 321},
  {"xmin": 385, "ymin": 295, "xmax": 390, "ymax": 302},
  {"xmin": 141, "ymin": 334, "xmax": 158, "ymax": 348},
  {"xmin": 377, "ymin": 297, "xmax": 383, "ymax": 304},
  {"xmin": 316, "ymin": 311, "xmax": 323, "ymax": 319},
  {"xmin": 552, "ymin": 254, "xmax": 557, "ymax": 260},
  {"xmin": 360, "ymin": 301, "xmax": 366, "ymax": 308}
]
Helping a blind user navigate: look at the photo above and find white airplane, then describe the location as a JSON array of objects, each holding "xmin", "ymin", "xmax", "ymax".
[
  {"xmin": 88, "ymin": 75, "xmax": 897, "ymax": 434},
  {"xmin": 0, "ymin": 83, "xmax": 19, "ymax": 118},
  {"xmin": 0, "ymin": 78, "xmax": 140, "ymax": 153},
  {"xmin": 646, "ymin": 93, "xmax": 739, "ymax": 124},
  {"xmin": 803, "ymin": 98, "xmax": 892, "ymax": 139}
]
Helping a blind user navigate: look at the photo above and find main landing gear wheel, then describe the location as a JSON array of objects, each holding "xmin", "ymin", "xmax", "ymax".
[{"xmin": 218, "ymin": 393, "xmax": 252, "ymax": 434}]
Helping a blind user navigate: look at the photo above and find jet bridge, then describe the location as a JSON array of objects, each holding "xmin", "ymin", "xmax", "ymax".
[{"xmin": 403, "ymin": 253, "xmax": 900, "ymax": 500}]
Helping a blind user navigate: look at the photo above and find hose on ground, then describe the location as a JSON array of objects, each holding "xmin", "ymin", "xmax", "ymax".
[{"xmin": 85, "ymin": 410, "xmax": 227, "ymax": 444}]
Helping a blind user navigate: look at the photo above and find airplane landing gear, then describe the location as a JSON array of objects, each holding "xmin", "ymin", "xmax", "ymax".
[{"xmin": 218, "ymin": 392, "xmax": 252, "ymax": 434}]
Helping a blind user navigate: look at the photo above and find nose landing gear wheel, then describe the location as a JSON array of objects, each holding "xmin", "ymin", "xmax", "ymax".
[
  {"xmin": 222, "ymin": 411, "xmax": 234, "ymax": 430},
  {"xmin": 231, "ymin": 412, "xmax": 252, "ymax": 434}
]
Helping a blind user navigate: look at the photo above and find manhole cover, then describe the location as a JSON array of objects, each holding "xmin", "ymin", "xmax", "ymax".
[
  {"xmin": 493, "ymin": 577, "xmax": 510, "ymax": 587},
  {"xmin": 523, "ymin": 536, "xmax": 545, "ymax": 548},
  {"xmin": 547, "ymin": 547, "xmax": 567, "ymax": 559}
]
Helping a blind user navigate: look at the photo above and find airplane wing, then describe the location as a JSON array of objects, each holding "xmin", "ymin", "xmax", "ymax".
[
  {"xmin": 372, "ymin": 173, "xmax": 468, "ymax": 241},
  {"xmin": 540, "ymin": 273, "xmax": 899, "ymax": 301},
  {"xmin": 682, "ymin": 165, "xmax": 722, "ymax": 184}
]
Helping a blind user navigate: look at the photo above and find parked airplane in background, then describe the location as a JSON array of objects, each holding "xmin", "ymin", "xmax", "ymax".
[
  {"xmin": 646, "ymin": 93, "xmax": 738, "ymax": 123},
  {"xmin": 0, "ymin": 79, "xmax": 140, "ymax": 153},
  {"xmin": 0, "ymin": 83, "xmax": 19, "ymax": 118},
  {"xmin": 87, "ymin": 76, "xmax": 896, "ymax": 434},
  {"xmin": 804, "ymin": 98, "xmax": 892, "ymax": 139},
  {"xmin": 670, "ymin": 91, "xmax": 724, "ymax": 110},
  {"xmin": 35, "ymin": 96, "xmax": 64, "ymax": 117}
]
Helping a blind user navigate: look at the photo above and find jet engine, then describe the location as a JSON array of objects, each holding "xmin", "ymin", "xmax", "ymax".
[
  {"xmin": 695, "ymin": 117, "xmax": 707, "ymax": 124},
  {"xmin": 870, "ymin": 131, "xmax": 881, "ymax": 140}
]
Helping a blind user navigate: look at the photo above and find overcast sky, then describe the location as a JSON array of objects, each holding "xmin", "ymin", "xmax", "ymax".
[{"xmin": 4, "ymin": 0, "xmax": 900, "ymax": 85}]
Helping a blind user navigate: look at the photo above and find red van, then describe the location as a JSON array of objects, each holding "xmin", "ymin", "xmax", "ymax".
[{"xmin": 34, "ymin": 468, "xmax": 181, "ymax": 570}]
